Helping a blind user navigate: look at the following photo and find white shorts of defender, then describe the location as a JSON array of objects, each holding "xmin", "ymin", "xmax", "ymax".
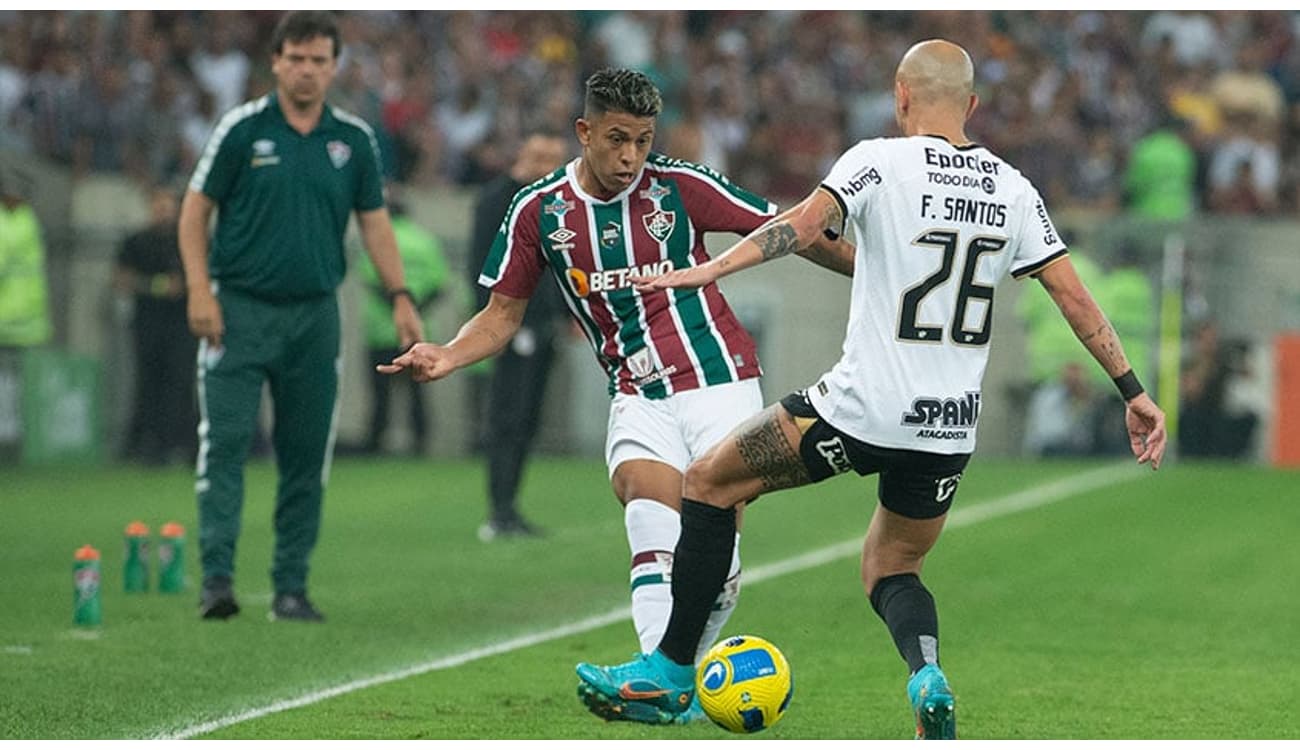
[{"xmin": 605, "ymin": 378, "xmax": 764, "ymax": 477}]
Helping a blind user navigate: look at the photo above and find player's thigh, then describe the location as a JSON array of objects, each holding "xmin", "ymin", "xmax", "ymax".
[
  {"xmin": 684, "ymin": 401, "xmax": 809, "ymax": 507},
  {"xmin": 607, "ymin": 393, "xmax": 689, "ymax": 506},
  {"xmin": 876, "ymin": 450, "xmax": 970, "ymax": 520},
  {"xmin": 677, "ymin": 379, "xmax": 765, "ymax": 461}
]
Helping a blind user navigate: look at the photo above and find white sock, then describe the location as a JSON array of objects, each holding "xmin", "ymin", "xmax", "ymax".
[
  {"xmin": 624, "ymin": 499, "xmax": 680, "ymax": 655},
  {"xmin": 696, "ymin": 531, "xmax": 742, "ymax": 664}
]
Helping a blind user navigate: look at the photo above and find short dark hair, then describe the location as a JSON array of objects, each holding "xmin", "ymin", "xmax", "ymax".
[
  {"xmin": 271, "ymin": 11, "xmax": 341, "ymax": 59},
  {"xmin": 584, "ymin": 68, "xmax": 662, "ymax": 119}
]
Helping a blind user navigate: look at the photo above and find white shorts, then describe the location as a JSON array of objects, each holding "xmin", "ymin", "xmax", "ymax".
[{"xmin": 605, "ymin": 379, "xmax": 764, "ymax": 477}]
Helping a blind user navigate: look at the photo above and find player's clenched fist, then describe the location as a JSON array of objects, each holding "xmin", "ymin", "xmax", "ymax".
[{"xmin": 376, "ymin": 342, "xmax": 457, "ymax": 383}]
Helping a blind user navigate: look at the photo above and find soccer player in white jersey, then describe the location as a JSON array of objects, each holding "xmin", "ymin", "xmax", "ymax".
[
  {"xmin": 577, "ymin": 40, "xmax": 1167, "ymax": 739},
  {"xmin": 380, "ymin": 68, "xmax": 855, "ymax": 725}
]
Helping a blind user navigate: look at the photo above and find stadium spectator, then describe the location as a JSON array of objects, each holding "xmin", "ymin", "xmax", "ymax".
[
  {"xmin": 357, "ymin": 192, "xmax": 448, "ymax": 456},
  {"xmin": 114, "ymin": 185, "xmax": 196, "ymax": 466},
  {"xmin": 1179, "ymin": 320, "xmax": 1260, "ymax": 458},
  {"xmin": 1140, "ymin": 10, "xmax": 1224, "ymax": 69},
  {"xmin": 1022, "ymin": 361, "xmax": 1105, "ymax": 457},
  {"xmin": 3, "ymin": 11, "xmax": 1299, "ymax": 216},
  {"xmin": 189, "ymin": 13, "xmax": 251, "ymax": 117},
  {"xmin": 468, "ymin": 130, "xmax": 570, "ymax": 541},
  {"xmin": 179, "ymin": 10, "xmax": 422, "ymax": 623},
  {"xmin": 379, "ymin": 68, "xmax": 855, "ymax": 724},
  {"xmin": 577, "ymin": 40, "xmax": 1166, "ymax": 738},
  {"xmin": 1124, "ymin": 114, "xmax": 1198, "ymax": 220},
  {"xmin": 1207, "ymin": 111, "xmax": 1281, "ymax": 214}
]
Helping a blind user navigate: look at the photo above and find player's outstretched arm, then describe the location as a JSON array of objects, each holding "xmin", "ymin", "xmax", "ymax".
[
  {"xmin": 377, "ymin": 292, "xmax": 527, "ymax": 383},
  {"xmin": 1036, "ymin": 258, "xmax": 1167, "ymax": 469},
  {"xmin": 795, "ymin": 233, "xmax": 856, "ymax": 277},
  {"xmin": 634, "ymin": 188, "xmax": 844, "ymax": 291}
]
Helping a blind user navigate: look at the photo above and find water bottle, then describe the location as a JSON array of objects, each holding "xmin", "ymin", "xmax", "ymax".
[
  {"xmin": 157, "ymin": 522, "xmax": 186, "ymax": 593},
  {"xmin": 123, "ymin": 521, "xmax": 150, "ymax": 592},
  {"xmin": 73, "ymin": 545, "xmax": 102, "ymax": 627}
]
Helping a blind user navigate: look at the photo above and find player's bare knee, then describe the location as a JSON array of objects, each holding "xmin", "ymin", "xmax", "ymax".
[
  {"xmin": 862, "ymin": 549, "xmax": 925, "ymax": 595},
  {"xmin": 682, "ymin": 456, "xmax": 735, "ymax": 508}
]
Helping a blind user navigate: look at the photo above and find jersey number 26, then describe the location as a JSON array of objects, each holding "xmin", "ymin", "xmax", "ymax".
[{"xmin": 899, "ymin": 229, "xmax": 1006, "ymax": 347}]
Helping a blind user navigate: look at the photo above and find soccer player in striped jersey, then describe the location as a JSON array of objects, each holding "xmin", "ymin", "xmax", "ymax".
[
  {"xmin": 577, "ymin": 40, "xmax": 1168, "ymax": 738},
  {"xmin": 381, "ymin": 68, "xmax": 854, "ymax": 725}
]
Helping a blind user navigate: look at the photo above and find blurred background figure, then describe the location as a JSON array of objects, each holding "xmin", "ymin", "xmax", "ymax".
[
  {"xmin": 1124, "ymin": 112, "xmax": 1198, "ymax": 220},
  {"xmin": 469, "ymin": 129, "xmax": 569, "ymax": 540},
  {"xmin": 1180, "ymin": 320, "xmax": 1261, "ymax": 458},
  {"xmin": 1022, "ymin": 361, "xmax": 1104, "ymax": 457},
  {"xmin": 358, "ymin": 193, "xmax": 448, "ymax": 456},
  {"xmin": 0, "ymin": 164, "xmax": 50, "ymax": 350},
  {"xmin": 114, "ymin": 185, "xmax": 196, "ymax": 465},
  {"xmin": 0, "ymin": 163, "xmax": 50, "ymax": 462}
]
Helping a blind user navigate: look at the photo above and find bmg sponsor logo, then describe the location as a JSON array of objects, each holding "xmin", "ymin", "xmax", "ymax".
[{"xmin": 839, "ymin": 165, "xmax": 883, "ymax": 196}]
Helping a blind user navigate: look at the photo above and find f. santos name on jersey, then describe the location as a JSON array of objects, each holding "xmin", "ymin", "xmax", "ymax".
[
  {"xmin": 920, "ymin": 193, "xmax": 1008, "ymax": 227},
  {"xmin": 566, "ymin": 260, "xmax": 674, "ymax": 298}
]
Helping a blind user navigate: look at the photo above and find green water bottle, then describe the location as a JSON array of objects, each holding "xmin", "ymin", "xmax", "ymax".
[
  {"xmin": 73, "ymin": 545, "xmax": 102, "ymax": 627},
  {"xmin": 123, "ymin": 521, "xmax": 150, "ymax": 592},
  {"xmin": 157, "ymin": 522, "xmax": 186, "ymax": 593}
]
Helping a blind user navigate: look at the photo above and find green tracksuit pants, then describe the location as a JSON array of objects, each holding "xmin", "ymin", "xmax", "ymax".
[{"xmin": 196, "ymin": 287, "xmax": 340, "ymax": 594}]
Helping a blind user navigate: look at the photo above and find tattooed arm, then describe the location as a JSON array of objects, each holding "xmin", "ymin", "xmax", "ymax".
[
  {"xmin": 1035, "ymin": 257, "xmax": 1133, "ymax": 378},
  {"xmin": 795, "ymin": 232, "xmax": 856, "ymax": 277},
  {"xmin": 634, "ymin": 188, "xmax": 845, "ymax": 291},
  {"xmin": 1036, "ymin": 255, "xmax": 1168, "ymax": 470}
]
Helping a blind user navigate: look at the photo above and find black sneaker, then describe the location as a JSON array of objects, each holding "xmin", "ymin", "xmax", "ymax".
[
  {"xmin": 477, "ymin": 516, "xmax": 545, "ymax": 542},
  {"xmin": 269, "ymin": 592, "xmax": 325, "ymax": 622},
  {"xmin": 198, "ymin": 577, "xmax": 240, "ymax": 620}
]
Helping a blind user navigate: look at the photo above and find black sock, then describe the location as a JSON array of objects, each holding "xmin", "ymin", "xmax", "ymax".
[
  {"xmin": 658, "ymin": 498, "xmax": 736, "ymax": 666},
  {"xmin": 869, "ymin": 573, "xmax": 939, "ymax": 675}
]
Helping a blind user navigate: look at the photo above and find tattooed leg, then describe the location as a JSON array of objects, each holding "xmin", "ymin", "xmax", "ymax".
[{"xmin": 683, "ymin": 404, "xmax": 811, "ymax": 507}]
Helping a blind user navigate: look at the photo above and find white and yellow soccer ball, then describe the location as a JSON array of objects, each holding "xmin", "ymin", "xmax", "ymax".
[{"xmin": 695, "ymin": 634, "xmax": 793, "ymax": 733}]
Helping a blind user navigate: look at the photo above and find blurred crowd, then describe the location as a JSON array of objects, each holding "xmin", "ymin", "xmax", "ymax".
[{"xmin": 2, "ymin": 10, "xmax": 1299, "ymax": 212}]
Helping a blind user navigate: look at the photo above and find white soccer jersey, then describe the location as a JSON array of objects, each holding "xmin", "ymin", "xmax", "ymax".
[{"xmin": 810, "ymin": 135, "xmax": 1068, "ymax": 454}]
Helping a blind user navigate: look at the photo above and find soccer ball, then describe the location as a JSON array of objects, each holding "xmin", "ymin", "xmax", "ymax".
[{"xmin": 695, "ymin": 634, "xmax": 793, "ymax": 733}]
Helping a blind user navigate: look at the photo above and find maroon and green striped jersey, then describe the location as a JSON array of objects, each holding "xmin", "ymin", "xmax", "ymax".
[{"xmin": 480, "ymin": 153, "xmax": 777, "ymax": 398}]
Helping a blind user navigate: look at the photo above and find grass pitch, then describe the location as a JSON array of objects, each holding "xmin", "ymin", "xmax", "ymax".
[{"xmin": 1, "ymin": 456, "xmax": 1295, "ymax": 739}]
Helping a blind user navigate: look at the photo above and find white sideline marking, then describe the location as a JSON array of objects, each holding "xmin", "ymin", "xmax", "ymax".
[{"xmin": 154, "ymin": 463, "xmax": 1140, "ymax": 740}]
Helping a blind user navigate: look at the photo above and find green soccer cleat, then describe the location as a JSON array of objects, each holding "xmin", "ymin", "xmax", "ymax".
[
  {"xmin": 576, "ymin": 651, "xmax": 695, "ymax": 721},
  {"xmin": 907, "ymin": 664, "xmax": 956, "ymax": 739},
  {"xmin": 577, "ymin": 681, "xmax": 705, "ymax": 725}
]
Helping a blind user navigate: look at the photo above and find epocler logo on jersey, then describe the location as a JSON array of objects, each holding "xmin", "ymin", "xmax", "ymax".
[{"xmin": 566, "ymin": 260, "xmax": 674, "ymax": 298}]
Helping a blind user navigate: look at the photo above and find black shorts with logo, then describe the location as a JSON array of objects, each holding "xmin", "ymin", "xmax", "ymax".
[{"xmin": 779, "ymin": 390, "xmax": 972, "ymax": 520}]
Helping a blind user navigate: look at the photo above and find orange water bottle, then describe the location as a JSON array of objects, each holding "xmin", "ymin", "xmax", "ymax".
[
  {"xmin": 124, "ymin": 521, "xmax": 150, "ymax": 592},
  {"xmin": 157, "ymin": 522, "xmax": 186, "ymax": 593},
  {"xmin": 73, "ymin": 545, "xmax": 102, "ymax": 626}
]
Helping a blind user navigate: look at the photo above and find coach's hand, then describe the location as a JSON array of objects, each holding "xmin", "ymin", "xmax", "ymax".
[
  {"xmin": 391, "ymin": 295, "xmax": 424, "ymax": 349},
  {"xmin": 377, "ymin": 342, "xmax": 456, "ymax": 383},
  {"xmin": 187, "ymin": 286, "xmax": 224, "ymax": 348},
  {"xmin": 1125, "ymin": 393, "xmax": 1167, "ymax": 471}
]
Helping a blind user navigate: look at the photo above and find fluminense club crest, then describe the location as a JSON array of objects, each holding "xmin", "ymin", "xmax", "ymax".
[
  {"xmin": 642, "ymin": 209, "xmax": 676, "ymax": 242},
  {"xmin": 326, "ymin": 140, "xmax": 351, "ymax": 169}
]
